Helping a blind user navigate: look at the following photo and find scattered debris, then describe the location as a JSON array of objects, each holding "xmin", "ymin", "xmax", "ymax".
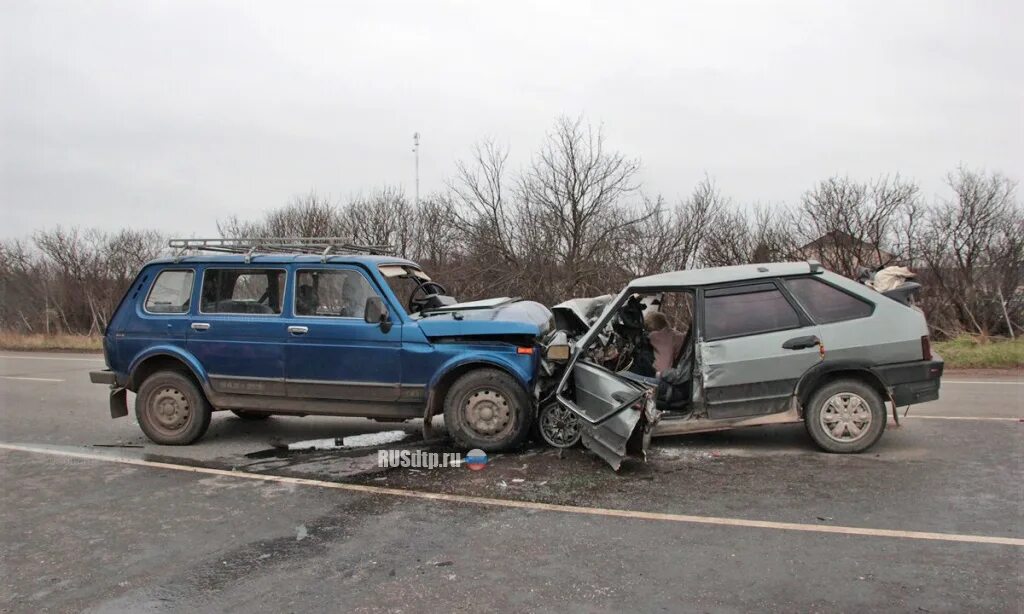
[
  {"xmin": 511, "ymin": 478, "xmax": 525, "ymax": 483},
  {"xmin": 816, "ymin": 516, "xmax": 833, "ymax": 522},
  {"xmin": 296, "ymin": 525, "xmax": 308, "ymax": 541},
  {"xmin": 432, "ymin": 561, "xmax": 453, "ymax": 567}
]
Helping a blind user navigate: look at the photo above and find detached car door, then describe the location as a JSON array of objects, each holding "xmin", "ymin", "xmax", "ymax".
[
  {"xmin": 698, "ymin": 281, "xmax": 822, "ymax": 419},
  {"xmin": 285, "ymin": 266, "xmax": 403, "ymax": 402},
  {"xmin": 557, "ymin": 359, "xmax": 659, "ymax": 471}
]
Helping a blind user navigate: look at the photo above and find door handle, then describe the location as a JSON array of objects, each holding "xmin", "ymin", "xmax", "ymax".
[
  {"xmin": 191, "ymin": 322, "xmax": 210, "ymax": 331},
  {"xmin": 782, "ymin": 335, "xmax": 820, "ymax": 350},
  {"xmin": 288, "ymin": 326, "xmax": 309, "ymax": 336}
]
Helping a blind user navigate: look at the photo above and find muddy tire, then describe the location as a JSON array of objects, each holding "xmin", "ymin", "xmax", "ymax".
[
  {"xmin": 231, "ymin": 409, "xmax": 271, "ymax": 420},
  {"xmin": 135, "ymin": 371, "xmax": 212, "ymax": 445},
  {"xmin": 443, "ymin": 368, "xmax": 532, "ymax": 452},
  {"xmin": 805, "ymin": 378, "xmax": 886, "ymax": 453}
]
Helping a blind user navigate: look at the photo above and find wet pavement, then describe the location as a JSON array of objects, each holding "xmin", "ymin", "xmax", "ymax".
[{"xmin": 1, "ymin": 352, "xmax": 1022, "ymax": 612}]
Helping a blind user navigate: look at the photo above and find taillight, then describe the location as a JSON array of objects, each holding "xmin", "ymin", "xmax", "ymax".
[{"xmin": 921, "ymin": 336, "xmax": 932, "ymax": 361}]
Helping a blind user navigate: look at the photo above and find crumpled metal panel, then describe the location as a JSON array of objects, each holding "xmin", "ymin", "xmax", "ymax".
[{"xmin": 580, "ymin": 397, "xmax": 660, "ymax": 471}]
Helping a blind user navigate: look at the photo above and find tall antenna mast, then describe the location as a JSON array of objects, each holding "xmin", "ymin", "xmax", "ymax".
[{"xmin": 412, "ymin": 132, "xmax": 420, "ymax": 207}]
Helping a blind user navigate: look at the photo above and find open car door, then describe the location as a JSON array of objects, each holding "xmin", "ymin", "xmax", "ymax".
[{"xmin": 556, "ymin": 361, "xmax": 661, "ymax": 470}]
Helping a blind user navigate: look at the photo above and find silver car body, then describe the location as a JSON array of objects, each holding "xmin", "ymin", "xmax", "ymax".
[{"xmin": 555, "ymin": 261, "xmax": 942, "ymax": 469}]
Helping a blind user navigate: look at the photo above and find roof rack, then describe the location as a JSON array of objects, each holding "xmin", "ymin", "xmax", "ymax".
[{"xmin": 169, "ymin": 238, "xmax": 396, "ymax": 263}]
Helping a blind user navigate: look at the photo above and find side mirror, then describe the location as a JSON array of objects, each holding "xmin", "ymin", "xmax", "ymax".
[{"xmin": 364, "ymin": 296, "xmax": 392, "ymax": 333}]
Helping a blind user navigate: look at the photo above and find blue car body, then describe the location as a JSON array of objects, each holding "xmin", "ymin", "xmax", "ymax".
[{"xmin": 91, "ymin": 254, "xmax": 553, "ymax": 433}]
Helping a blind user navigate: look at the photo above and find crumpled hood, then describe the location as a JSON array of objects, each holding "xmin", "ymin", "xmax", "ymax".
[
  {"xmin": 416, "ymin": 297, "xmax": 553, "ymax": 340},
  {"xmin": 552, "ymin": 295, "xmax": 614, "ymax": 334}
]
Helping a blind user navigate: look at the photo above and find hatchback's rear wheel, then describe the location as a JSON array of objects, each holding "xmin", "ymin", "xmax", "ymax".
[
  {"xmin": 136, "ymin": 371, "xmax": 212, "ymax": 445},
  {"xmin": 443, "ymin": 369, "xmax": 531, "ymax": 452},
  {"xmin": 805, "ymin": 378, "xmax": 886, "ymax": 453}
]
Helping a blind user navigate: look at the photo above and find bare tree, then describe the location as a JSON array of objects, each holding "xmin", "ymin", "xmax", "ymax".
[
  {"xmin": 517, "ymin": 116, "xmax": 646, "ymax": 297},
  {"xmin": 797, "ymin": 175, "xmax": 919, "ymax": 275},
  {"xmin": 919, "ymin": 167, "xmax": 1021, "ymax": 337}
]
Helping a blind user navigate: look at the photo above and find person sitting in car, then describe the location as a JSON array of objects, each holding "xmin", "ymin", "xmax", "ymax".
[{"xmin": 644, "ymin": 311, "xmax": 686, "ymax": 377}]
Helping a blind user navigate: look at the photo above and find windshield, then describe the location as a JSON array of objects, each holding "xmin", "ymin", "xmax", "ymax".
[{"xmin": 378, "ymin": 264, "xmax": 435, "ymax": 313}]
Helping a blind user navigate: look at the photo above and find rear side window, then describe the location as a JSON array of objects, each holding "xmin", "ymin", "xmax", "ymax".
[
  {"xmin": 145, "ymin": 270, "xmax": 193, "ymax": 314},
  {"xmin": 705, "ymin": 285, "xmax": 800, "ymax": 340},
  {"xmin": 295, "ymin": 269, "xmax": 377, "ymax": 318},
  {"xmin": 200, "ymin": 269, "xmax": 286, "ymax": 315},
  {"xmin": 785, "ymin": 277, "xmax": 872, "ymax": 323}
]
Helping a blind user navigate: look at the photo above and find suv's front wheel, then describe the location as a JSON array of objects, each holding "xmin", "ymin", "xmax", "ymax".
[
  {"xmin": 804, "ymin": 378, "xmax": 886, "ymax": 453},
  {"xmin": 443, "ymin": 368, "xmax": 532, "ymax": 452},
  {"xmin": 136, "ymin": 371, "xmax": 212, "ymax": 445}
]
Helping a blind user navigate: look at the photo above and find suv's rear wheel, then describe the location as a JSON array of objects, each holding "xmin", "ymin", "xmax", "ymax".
[
  {"xmin": 805, "ymin": 378, "xmax": 886, "ymax": 453},
  {"xmin": 443, "ymin": 368, "xmax": 532, "ymax": 452},
  {"xmin": 136, "ymin": 371, "xmax": 212, "ymax": 445}
]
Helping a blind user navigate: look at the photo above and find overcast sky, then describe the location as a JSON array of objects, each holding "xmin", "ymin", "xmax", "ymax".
[{"xmin": 2, "ymin": 1, "xmax": 1021, "ymax": 240}]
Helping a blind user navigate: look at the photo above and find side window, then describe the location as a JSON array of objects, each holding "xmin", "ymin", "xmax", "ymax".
[
  {"xmin": 785, "ymin": 277, "xmax": 872, "ymax": 324},
  {"xmin": 295, "ymin": 269, "xmax": 377, "ymax": 318},
  {"xmin": 145, "ymin": 270, "xmax": 193, "ymax": 314},
  {"xmin": 704, "ymin": 285, "xmax": 800, "ymax": 340},
  {"xmin": 200, "ymin": 269, "xmax": 285, "ymax": 315}
]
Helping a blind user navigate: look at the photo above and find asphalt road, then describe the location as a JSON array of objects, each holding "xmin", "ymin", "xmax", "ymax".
[{"xmin": 1, "ymin": 352, "xmax": 1021, "ymax": 613}]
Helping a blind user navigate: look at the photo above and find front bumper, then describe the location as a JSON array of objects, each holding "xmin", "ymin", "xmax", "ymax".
[{"xmin": 876, "ymin": 359, "xmax": 944, "ymax": 406}]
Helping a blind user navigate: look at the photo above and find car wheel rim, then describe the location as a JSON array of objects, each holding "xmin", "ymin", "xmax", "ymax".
[
  {"xmin": 150, "ymin": 387, "xmax": 191, "ymax": 435},
  {"xmin": 463, "ymin": 389, "xmax": 512, "ymax": 439},
  {"xmin": 819, "ymin": 392, "xmax": 872, "ymax": 443},
  {"xmin": 539, "ymin": 403, "xmax": 581, "ymax": 448}
]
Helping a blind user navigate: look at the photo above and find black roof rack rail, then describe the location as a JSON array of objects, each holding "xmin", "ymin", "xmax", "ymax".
[{"xmin": 169, "ymin": 238, "xmax": 396, "ymax": 263}]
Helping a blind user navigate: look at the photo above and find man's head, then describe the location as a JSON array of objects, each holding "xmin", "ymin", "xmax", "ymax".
[{"xmin": 644, "ymin": 311, "xmax": 669, "ymax": 332}]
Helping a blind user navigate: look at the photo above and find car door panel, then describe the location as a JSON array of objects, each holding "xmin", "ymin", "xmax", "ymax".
[
  {"xmin": 699, "ymin": 328, "xmax": 821, "ymax": 418},
  {"xmin": 187, "ymin": 267, "xmax": 288, "ymax": 395},
  {"xmin": 558, "ymin": 361, "xmax": 659, "ymax": 471},
  {"xmin": 698, "ymin": 281, "xmax": 822, "ymax": 419},
  {"xmin": 285, "ymin": 267, "xmax": 403, "ymax": 402}
]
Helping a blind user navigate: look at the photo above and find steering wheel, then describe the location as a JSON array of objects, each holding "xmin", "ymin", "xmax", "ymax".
[{"xmin": 408, "ymin": 281, "xmax": 448, "ymax": 313}]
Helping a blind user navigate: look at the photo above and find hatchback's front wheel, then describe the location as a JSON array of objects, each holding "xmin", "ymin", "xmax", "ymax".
[
  {"xmin": 443, "ymin": 369, "xmax": 532, "ymax": 452},
  {"xmin": 136, "ymin": 371, "xmax": 212, "ymax": 445},
  {"xmin": 804, "ymin": 378, "xmax": 886, "ymax": 453}
]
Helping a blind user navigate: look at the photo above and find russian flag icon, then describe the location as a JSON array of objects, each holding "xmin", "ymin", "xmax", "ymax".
[{"xmin": 465, "ymin": 448, "xmax": 488, "ymax": 471}]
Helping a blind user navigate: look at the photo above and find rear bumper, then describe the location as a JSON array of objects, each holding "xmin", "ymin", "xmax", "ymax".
[
  {"xmin": 876, "ymin": 359, "xmax": 944, "ymax": 406},
  {"xmin": 89, "ymin": 370, "xmax": 129, "ymax": 418},
  {"xmin": 89, "ymin": 370, "xmax": 117, "ymax": 385}
]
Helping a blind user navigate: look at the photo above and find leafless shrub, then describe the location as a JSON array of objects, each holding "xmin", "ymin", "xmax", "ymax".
[{"xmin": 918, "ymin": 168, "xmax": 1021, "ymax": 337}]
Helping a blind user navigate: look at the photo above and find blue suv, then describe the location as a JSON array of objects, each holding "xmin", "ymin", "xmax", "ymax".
[{"xmin": 89, "ymin": 239, "xmax": 560, "ymax": 451}]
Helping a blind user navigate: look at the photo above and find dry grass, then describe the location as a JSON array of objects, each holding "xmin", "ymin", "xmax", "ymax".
[
  {"xmin": 0, "ymin": 332, "xmax": 103, "ymax": 352},
  {"xmin": 933, "ymin": 335, "xmax": 1023, "ymax": 370}
]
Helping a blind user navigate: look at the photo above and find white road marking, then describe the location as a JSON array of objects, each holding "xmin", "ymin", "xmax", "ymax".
[
  {"xmin": 904, "ymin": 415, "xmax": 1020, "ymax": 422},
  {"xmin": 944, "ymin": 380, "xmax": 1022, "ymax": 385},
  {"xmin": 2, "ymin": 442, "xmax": 1021, "ymax": 547},
  {"xmin": 0, "ymin": 354, "xmax": 103, "ymax": 362},
  {"xmin": 0, "ymin": 376, "xmax": 65, "ymax": 382}
]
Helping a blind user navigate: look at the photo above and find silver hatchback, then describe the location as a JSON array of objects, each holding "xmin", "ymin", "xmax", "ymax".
[{"xmin": 544, "ymin": 261, "xmax": 944, "ymax": 469}]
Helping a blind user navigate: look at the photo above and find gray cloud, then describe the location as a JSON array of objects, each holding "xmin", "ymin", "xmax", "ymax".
[{"xmin": 2, "ymin": 0, "xmax": 1021, "ymax": 239}]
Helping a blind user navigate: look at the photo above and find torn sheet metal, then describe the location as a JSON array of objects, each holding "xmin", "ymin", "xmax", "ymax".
[{"xmin": 580, "ymin": 396, "xmax": 660, "ymax": 471}]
